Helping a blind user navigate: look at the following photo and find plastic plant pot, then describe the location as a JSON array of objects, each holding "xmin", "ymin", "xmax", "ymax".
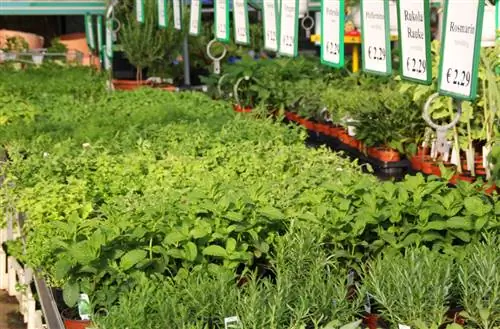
[
  {"xmin": 233, "ymin": 104, "xmax": 252, "ymax": 113},
  {"xmin": 367, "ymin": 147, "xmax": 401, "ymax": 163},
  {"xmin": 32, "ymin": 53, "xmax": 44, "ymax": 65},
  {"xmin": 112, "ymin": 79, "xmax": 151, "ymax": 91},
  {"xmin": 302, "ymin": 118, "xmax": 316, "ymax": 131},
  {"xmin": 410, "ymin": 155, "xmax": 423, "ymax": 171},
  {"xmin": 61, "ymin": 309, "xmax": 91, "ymax": 329}
]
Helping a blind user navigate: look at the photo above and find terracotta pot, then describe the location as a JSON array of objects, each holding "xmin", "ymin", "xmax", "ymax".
[
  {"xmin": 0, "ymin": 29, "xmax": 44, "ymax": 49},
  {"xmin": 286, "ymin": 112, "xmax": 300, "ymax": 122},
  {"xmin": 315, "ymin": 123, "xmax": 329, "ymax": 134},
  {"xmin": 233, "ymin": 104, "xmax": 252, "ymax": 113},
  {"xmin": 302, "ymin": 119, "xmax": 316, "ymax": 131},
  {"xmin": 421, "ymin": 157, "xmax": 438, "ymax": 175},
  {"xmin": 364, "ymin": 314, "xmax": 380, "ymax": 329},
  {"xmin": 410, "ymin": 155, "xmax": 423, "ymax": 171},
  {"xmin": 327, "ymin": 126, "xmax": 344, "ymax": 138},
  {"xmin": 112, "ymin": 79, "xmax": 151, "ymax": 91},
  {"xmin": 368, "ymin": 147, "xmax": 401, "ymax": 163},
  {"xmin": 62, "ymin": 309, "xmax": 91, "ymax": 329},
  {"xmin": 484, "ymin": 184, "xmax": 498, "ymax": 195},
  {"xmin": 449, "ymin": 173, "xmax": 475, "ymax": 185},
  {"xmin": 159, "ymin": 85, "xmax": 177, "ymax": 91},
  {"xmin": 59, "ymin": 32, "xmax": 99, "ymax": 67}
]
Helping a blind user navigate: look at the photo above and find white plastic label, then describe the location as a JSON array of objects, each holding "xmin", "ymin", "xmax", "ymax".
[
  {"xmin": 224, "ymin": 316, "xmax": 241, "ymax": 329},
  {"xmin": 320, "ymin": 0, "xmax": 344, "ymax": 67},
  {"xmin": 215, "ymin": 0, "xmax": 230, "ymax": 42},
  {"xmin": 158, "ymin": 0, "xmax": 167, "ymax": 28},
  {"xmin": 397, "ymin": 0, "xmax": 431, "ymax": 84},
  {"xmin": 398, "ymin": 324, "xmax": 411, "ymax": 329},
  {"xmin": 85, "ymin": 15, "xmax": 95, "ymax": 50},
  {"xmin": 173, "ymin": 0, "xmax": 182, "ymax": 30},
  {"xmin": 361, "ymin": 0, "xmax": 391, "ymax": 75},
  {"xmin": 263, "ymin": 0, "xmax": 279, "ymax": 51},
  {"xmin": 438, "ymin": 0, "xmax": 484, "ymax": 101},
  {"xmin": 189, "ymin": 0, "xmax": 202, "ymax": 35},
  {"xmin": 136, "ymin": 0, "xmax": 144, "ymax": 23},
  {"xmin": 279, "ymin": 0, "xmax": 299, "ymax": 57},
  {"xmin": 233, "ymin": 0, "xmax": 249, "ymax": 45}
]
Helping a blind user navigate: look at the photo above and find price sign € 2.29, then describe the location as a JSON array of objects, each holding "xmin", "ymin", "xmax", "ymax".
[
  {"xmin": 233, "ymin": 0, "xmax": 250, "ymax": 45},
  {"xmin": 263, "ymin": 0, "xmax": 279, "ymax": 52},
  {"xmin": 215, "ymin": 0, "xmax": 230, "ymax": 42},
  {"xmin": 279, "ymin": 0, "xmax": 299, "ymax": 57},
  {"xmin": 396, "ymin": 0, "xmax": 431, "ymax": 84},
  {"xmin": 438, "ymin": 0, "xmax": 485, "ymax": 101},
  {"xmin": 360, "ymin": 0, "xmax": 391, "ymax": 75},
  {"xmin": 320, "ymin": 0, "xmax": 345, "ymax": 68}
]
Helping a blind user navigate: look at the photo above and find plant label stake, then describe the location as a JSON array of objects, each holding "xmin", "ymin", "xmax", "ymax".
[
  {"xmin": 233, "ymin": 0, "xmax": 250, "ymax": 45},
  {"xmin": 396, "ymin": 0, "xmax": 431, "ymax": 84},
  {"xmin": 207, "ymin": 39, "xmax": 228, "ymax": 74},
  {"xmin": 136, "ymin": 0, "xmax": 145, "ymax": 23},
  {"xmin": 438, "ymin": 0, "xmax": 485, "ymax": 101},
  {"xmin": 278, "ymin": 0, "xmax": 299, "ymax": 57},
  {"xmin": 224, "ymin": 316, "xmax": 242, "ymax": 329},
  {"xmin": 173, "ymin": 0, "xmax": 182, "ymax": 30},
  {"xmin": 423, "ymin": 93, "xmax": 462, "ymax": 157},
  {"xmin": 189, "ymin": 0, "xmax": 202, "ymax": 36},
  {"xmin": 360, "ymin": 0, "xmax": 392, "ymax": 75},
  {"xmin": 263, "ymin": 0, "xmax": 279, "ymax": 52},
  {"xmin": 85, "ymin": 15, "xmax": 96, "ymax": 52},
  {"xmin": 398, "ymin": 325, "xmax": 411, "ymax": 329},
  {"xmin": 320, "ymin": 0, "xmax": 345, "ymax": 68},
  {"xmin": 215, "ymin": 0, "xmax": 230, "ymax": 43},
  {"xmin": 158, "ymin": 0, "xmax": 168, "ymax": 28}
]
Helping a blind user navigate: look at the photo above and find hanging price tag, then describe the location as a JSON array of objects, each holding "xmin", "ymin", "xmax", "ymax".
[
  {"xmin": 189, "ymin": 0, "xmax": 202, "ymax": 36},
  {"xmin": 360, "ymin": 0, "xmax": 391, "ymax": 75},
  {"xmin": 173, "ymin": 0, "xmax": 182, "ymax": 30},
  {"xmin": 85, "ymin": 15, "xmax": 95, "ymax": 51},
  {"xmin": 136, "ymin": 0, "xmax": 144, "ymax": 23},
  {"xmin": 396, "ymin": 0, "xmax": 431, "ymax": 84},
  {"xmin": 438, "ymin": 0, "xmax": 485, "ymax": 101},
  {"xmin": 158, "ymin": 0, "xmax": 168, "ymax": 28},
  {"xmin": 215, "ymin": 0, "xmax": 230, "ymax": 43},
  {"xmin": 105, "ymin": 18, "xmax": 113, "ymax": 70},
  {"xmin": 279, "ymin": 0, "xmax": 299, "ymax": 57},
  {"xmin": 263, "ymin": 0, "xmax": 279, "ymax": 51},
  {"xmin": 96, "ymin": 16, "xmax": 104, "ymax": 62},
  {"xmin": 320, "ymin": 0, "xmax": 345, "ymax": 68},
  {"xmin": 233, "ymin": 0, "xmax": 250, "ymax": 45}
]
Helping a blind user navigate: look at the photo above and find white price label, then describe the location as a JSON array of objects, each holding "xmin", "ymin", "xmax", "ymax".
[
  {"xmin": 189, "ymin": 0, "xmax": 202, "ymax": 35},
  {"xmin": 438, "ymin": 0, "xmax": 484, "ymax": 100},
  {"xmin": 320, "ymin": 0, "xmax": 344, "ymax": 67},
  {"xmin": 397, "ymin": 0, "xmax": 431, "ymax": 84},
  {"xmin": 215, "ymin": 0, "xmax": 230, "ymax": 42},
  {"xmin": 173, "ymin": 0, "xmax": 182, "ymax": 30},
  {"xmin": 361, "ymin": 0, "xmax": 391, "ymax": 75},
  {"xmin": 279, "ymin": 0, "xmax": 299, "ymax": 57},
  {"xmin": 224, "ymin": 316, "xmax": 241, "ymax": 329},
  {"xmin": 398, "ymin": 324, "xmax": 411, "ymax": 329},
  {"xmin": 263, "ymin": 0, "xmax": 279, "ymax": 51},
  {"xmin": 233, "ymin": 0, "xmax": 249, "ymax": 45},
  {"xmin": 136, "ymin": 0, "xmax": 144, "ymax": 23},
  {"xmin": 85, "ymin": 15, "xmax": 95, "ymax": 50},
  {"xmin": 96, "ymin": 16, "xmax": 103, "ymax": 61},
  {"xmin": 158, "ymin": 0, "xmax": 167, "ymax": 28}
]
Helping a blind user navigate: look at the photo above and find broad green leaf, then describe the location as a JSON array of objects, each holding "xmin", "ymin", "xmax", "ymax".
[
  {"xmin": 164, "ymin": 231, "xmax": 187, "ymax": 245},
  {"xmin": 120, "ymin": 249, "xmax": 147, "ymax": 271},
  {"xmin": 202, "ymin": 245, "xmax": 228, "ymax": 258},
  {"xmin": 464, "ymin": 196, "xmax": 492, "ymax": 217},
  {"xmin": 184, "ymin": 242, "xmax": 198, "ymax": 261},
  {"xmin": 54, "ymin": 257, "xmax": 73, "ymax": 281},
  {"xmin": 226, "ymin": 238, "xmax": 237, "ymax": 253},
  {"xmin": 62, "ymin": 281, "xmax": 80, "ymax": 307},
  {"xmin": 339, "ymin": 320, "xmax": 362, "ymax": 329},
  {"xmin": 446, "ymin": 217, "xmax": 473, "ymax": 230},
  {"xmin": 259, "ymin": 206, "xmax": 285, "ymax": 220},
  {"xmin": 225, "ymin": 211, "xmax": 243, "ymax": 222}
]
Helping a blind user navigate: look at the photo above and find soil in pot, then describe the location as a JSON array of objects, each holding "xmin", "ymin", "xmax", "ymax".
[{"xmin": 62, "ymin": 308, "xmax": 91, "ymax": 329}]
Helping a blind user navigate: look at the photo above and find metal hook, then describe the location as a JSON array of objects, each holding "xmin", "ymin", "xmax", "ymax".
[
  {"xmin": 422, "ymin": 92, "xmax": 462, "ymax": 131},
  {"xmin": 234, "ymin": 76, "xmax": 251, "ymax": 106}
]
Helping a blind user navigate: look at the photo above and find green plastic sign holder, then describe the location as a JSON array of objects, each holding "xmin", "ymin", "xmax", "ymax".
[
  {"xmin": 105, "ymin": 18, "xmax": 113, "ymax": 70},
  {"xmin": 396, "ymin": 0, "xmax": 432, "ymax": 84},
  {"xmin": 215, "ymin": 0, "xmax": 230, "ymax": 43},
  {"xmin": 278, "ymin": 0, "xmax": 299, "ymax": 57},
  {"xmin": 320, "ymin": 0, "xmax": 345, "ymax": 68},
  {"xmin": 189, "ymin": 0, "xmax": 202, "ymax": 36},
  {"xmin": 174, "ymin": 0, "xmax": 182, "ymax": 30},
  {"xmin": 360, "ymin": 0, "xmax": 392, "ymax": 75},
  {"xmin": 85, "ymin": 15, "xmax": 95, "ymax": 51},
  {"xmin": 233, "ymin": 0, "xmax": 250, "ymax": 45},
  {"xmin": 136, "ymin": 0, "xmax": 144, "ymax": 23},
  {"xmin": 438, "ymin": 0, "xmax": 485, "ymax": 101},
  {"xmin": 96, "ymin": 16, "xmax": 104, "ymax": 63},
  {"xmin": 263, "ymin": 0, "xmax": 279, "ymax": 52},
  {"xmin": 158, "ymin": 0, "xmax": 168, "ymax": 28}
]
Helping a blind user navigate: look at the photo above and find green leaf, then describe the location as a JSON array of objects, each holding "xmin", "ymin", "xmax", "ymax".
[
  {"xmin": 54, "ymin": 257, "xmax": 73, "ymax": 281},
  {"xmin": 226, "ymin": 238, "xmax": 237, "ymax": 253},
  {"xmin": 202, "ymin": 245, "xmax": 228, "ymax": 258},
  {"xmin": 225, "ymin": 211, "xmax": 243, "ymax": 222},
  {"xmin": 464, "ymin": 196, "xmax": 492, "ymax": 216},
  {"xmin": 259, "ymin": 206, "xmax": 285, "ymax": 220},
  {"xmin": 120, "ymin": 249, "xmax": 147, "ymax": 271},
  {"xmin": 184, "ymin": 242, "xmax": 198, "ymax": 261},
  {"xmin": 339, "ymin": 320, "xmax": 363, "ymax": 329},
  {"xmin": 164, "ymin": 231, "xmax": 187, "ymax": 245},
  {"xmin": 62, "ymin": 281, "xmax": 80, "ymax": 307},
  {"xmin": 446, "ymin": 217, "xmax": 473, "ymax": 230}
]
